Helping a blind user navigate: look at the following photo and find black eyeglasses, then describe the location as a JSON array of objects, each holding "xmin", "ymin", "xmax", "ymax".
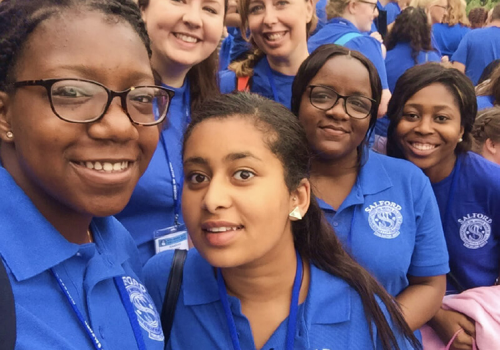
[
  {"xmin": 309, "ymin": 85, "xmax": 375, "ymax": 119},
  {"xmin": 11, "ymin": 78, "xmax": 175, "ymax": 126},
  {"xmin": 357, "ymin": 0, "xmax": 378, "ymax": 12}
]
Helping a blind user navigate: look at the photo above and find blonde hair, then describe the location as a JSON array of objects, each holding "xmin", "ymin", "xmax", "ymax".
[
  {"xmin": 229, "ymin": 0, "xmax": 317, "ymax": 77},
  {"xmin": 409, "ymin": 0, "xmax": 441, "ymax": 10},
  {"xmin": 444, "ymin": 0, "xmax": 469, "ymax": 26},
  {"xmin": 325, "ymin": 0, "xmax": 350, "ymax": 20}
]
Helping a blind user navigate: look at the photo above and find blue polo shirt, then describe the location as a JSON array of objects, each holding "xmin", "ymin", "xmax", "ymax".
[
  {"xmin": 308, "ymin": 18, "xmax": 389, "ymax": 89},
  {"xmin": 385, "ymin": 2, "xmax": 401, "ymax": 24},
  {"xmin": 0, "ymin": 167, "xmax": 164, "ymax": 350},
  {"xmin": 116, "ymin": 80, "xmax": 188, "ymax": 265},
  {"xmin": 432, "ymin": 23, "xmax": 470, "ymax": 57},
  {"xmin": 219, "ymin": 57, "xmax": 295, "ymax": 109},
  {"xmin": 477, "ymin": 95, "xmax": 495, "ymax": 110},
  {"xmin": 431, "ymin": 152, "xmax": 500, "ymax": 292},
  {"xmin": 318, "ymin": 151, "xmax": 449, "ymax": 298},
  {"xmin": 144, "ymin": 249, "xmax": 416, "ymax": 349},
  {"xmin": 451, "ymin": 26, "xmax": 500, "ymax": 85}
]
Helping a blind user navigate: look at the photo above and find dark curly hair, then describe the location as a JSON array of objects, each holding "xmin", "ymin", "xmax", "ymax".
[
  {"xmin": 468, "ymin": 7, "xmax": 488, "ymax": 29},
  {"xmin": 0, "ymin": 0, "xmax": 150, "ymax": 91},
  {"xmin": 385, "ymin": 7, "xmax": 434, "ymax": 64},
  {"xmin": 386, "ymin": 63, "xmax": 477, "ymax": 158}
]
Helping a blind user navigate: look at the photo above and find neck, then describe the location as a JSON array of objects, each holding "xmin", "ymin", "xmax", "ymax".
[
  {"xmin": 378, "ymin": 0, "xmax": 389, "ymax": 6},
  {"xmin": 488, "ymin": 20, "xmax": 500, "ymax": 28},
  {"xmin": 266, "ymin": 45, "xmax": 309, "ymax": 76},
  {"xmin": 1, "ymin": 148, "xmax": 93, "ymax": 245},
  {"xmin": 220, "ymin": 234, "xmax": 308, "ymax": 304},
  {"xmin": 311, "ymin": 150, "xmax": 359, "ymax": 179},
  {"xmin": 151, "ymin": 53, "xmax": 190, "ymax": 88},
  {"xmin": 424, "ymin": 153, "xmax": 458, "ymax": 183},
  {"xmin": 341, "ymin": 13, "xmax": 359, "ymax": 29}
]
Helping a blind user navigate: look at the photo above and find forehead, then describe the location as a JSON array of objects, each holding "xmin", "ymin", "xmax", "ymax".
[
  {"xmin": 13, "ymin": 9, "xmax": 153, "ymax": 84},
  {"xmin": 405, "ymin": 83, "xmax": 460, "ymax": 109}
]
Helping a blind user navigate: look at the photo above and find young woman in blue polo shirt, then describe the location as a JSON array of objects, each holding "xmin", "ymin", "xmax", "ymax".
[
  {"xmin": 144, "ymin": 92, "xmax": 421, "ymax": 349},
  {"xmin": 386, "ymin": 63, "xmax": 500, "ymax": 349},
  {"xmin": 218, "ymin": 0, "xmax": 316, "ymax": 109},
  {"xmin": 472, "ymin": 107, "xmax": 500, "ymax": 165},
  {"xmin": 115, "ymin": 0, "xmax": 227, "ymax": 264},
  {"xmin": 290, "ymin": 44, "xmax": 449, "ymax": 337},
  {"xmin": 0, "ymin": 0, "xmax": 171, "ymax": 348},
  {"xmin": 476, "ymin": 65, "xmax": 500, "ymax": 111}
]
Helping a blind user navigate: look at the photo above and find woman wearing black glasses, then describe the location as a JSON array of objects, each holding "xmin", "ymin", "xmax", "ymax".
[
  {"xmin": 0, "ymin": 0, "xmax": 171, "ymax": 349},
  {"xmin": 291, "ymin": 45, "xmax": 449, "ymax": 340}
]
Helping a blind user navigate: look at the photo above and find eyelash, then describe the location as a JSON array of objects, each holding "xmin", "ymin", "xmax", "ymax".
[{"xmin": 186, "ymin": 169, "xmax": 256, "ymax": 185}]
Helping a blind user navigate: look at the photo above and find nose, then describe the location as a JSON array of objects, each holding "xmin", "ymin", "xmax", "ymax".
[
  {"xmin": 87, "ymin": 96, "xmax": 138, "ymax": 142},
  {"xmin": 201, "ymin": 174, "xmax": 232, "ymax": 213},
  {"xmin": 263, "ymin": 6, "xmax": 278, "ymax": 26},
  {"xmin": 183, "ymin": 5, "xmax": 203, "ymax": 28},
  {"xmin": 325, "ymin": 98, "xmax": 350, "ymax": 121},
  {"xmin": 413, "ymin": 115, "xmax": 435, "ymax": 135}
]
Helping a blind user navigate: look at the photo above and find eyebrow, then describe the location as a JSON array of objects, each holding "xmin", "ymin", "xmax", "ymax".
[
  {"xmin": 183, "ymin": 152, "xmax": 262, "ymax": 166},
  {"xmin": 404, "ymin": 103, "xmax": 455, "ymax": 110},
  {"xmin": 44, "ymin": 65, "xmax": 154, "ymax": 84}
]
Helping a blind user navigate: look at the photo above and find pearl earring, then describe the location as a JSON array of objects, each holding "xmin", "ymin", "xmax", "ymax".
[
  {"xmin": 458, "ymin": 137, "xmax": 463, "ymax": 142},
  {"xmin": 6, "ymin": 131, "xmax": 13, "ymax": 139}
]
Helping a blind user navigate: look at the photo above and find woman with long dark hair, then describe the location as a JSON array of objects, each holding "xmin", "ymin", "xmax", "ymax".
[{"xmin": 144, "ymin": 92, "xmax": 422, "ymax": 349}]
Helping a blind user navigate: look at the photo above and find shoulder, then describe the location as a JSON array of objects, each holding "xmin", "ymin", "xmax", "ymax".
[
  {"xmin": 369, "ymin": 152, "xmax": 427, "ymax": 178},
  {"xmin": 461, "ymin": 152, "xmax": 500, "ymax": 191},
  {"xmin": 218, "ymin": 69, "xmax": 237, "ymax": 93}
]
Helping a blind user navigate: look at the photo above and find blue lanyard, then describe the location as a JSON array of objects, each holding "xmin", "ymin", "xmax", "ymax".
[
  {"xmin": 216, "ymin": 250, "xmax": 303, "ymax": 350},
  {"xmin": 51, "ymin": 269, "xmax": 104, "ymax": 350},
  {"xmin": 160, "ymin": 84, "xmax": 191, "ymax": 227},
  {"xmin": 51, "ymin": 269, "xmax": 148, "ymax": 350},
  {"xmin": 265, "ymin": 60, "xmax": 280, "ymax": 104},
  {"xmin": 443, "ymin": 155, "xmax": 462, "ymax": 231}
]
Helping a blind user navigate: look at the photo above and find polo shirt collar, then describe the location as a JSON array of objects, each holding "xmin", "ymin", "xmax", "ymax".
[
  {"xmin": 327, "ymin": 17, "xmax": 358, "ymax": 31},
  {"xmin": 0, "ymin": 167, "xmax": 129, "ymax": 281}
]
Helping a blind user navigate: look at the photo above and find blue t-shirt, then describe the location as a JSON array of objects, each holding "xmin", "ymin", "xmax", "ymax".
[
  {"xmin": 116, "ymin": 80, "xmax": 189, "ymax": 265},
  {"xmin": 219, "ymin": 57, "xmax": 295, "ymax": 109},
  {"xmin": 432, "ymin": 23, "xmax": 470, "ymax": 58},
  {"xmin": 431, "ymin": 152, "xmax": 500, "ymax": 292},
  {"xmin": 308, "ymin": 18, "xmax": 389, "ymax": 89},
  {"xmin": 144, "ymin": 249, "xmax": 416, "ymax": 349},
  {"xmin": 318, "ymin": 152, "xmax": 449, "ymax": 298},
  {"xmin": 385, "ymin": 2, "xmax": 401, "ymax": 24},
  {"xmin": 477, "ymin": 95, "xmax": 495, "ymax": 110},
  {"xmin": 0, "ymin": 167, "xmax": 164, "ymax": 350},
  {"xmin": 451, "ymin": 26, "xmax": 500, "ymax": 85},
  {"xmin": 219, "ymin": 34, "xmax": 233, "ymax": 71}
]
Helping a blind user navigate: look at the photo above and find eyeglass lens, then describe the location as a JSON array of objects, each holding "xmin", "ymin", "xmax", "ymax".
[
  {"xmin": 310, "ymin": 86, "xmax": 372, "ymax": 119},
  {"xmin": 50, "ymin": 80, "xmax": 170, "ymax": 124}
]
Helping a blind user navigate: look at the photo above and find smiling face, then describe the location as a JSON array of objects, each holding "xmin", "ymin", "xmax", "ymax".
[
  {"xmin": 142, "ymin": 0, "xmax": 225, "ymax": 73},
  {"xmin": 182, "ymin": 117, "xmax": 298, "ymax": 268},
  {"xmin": 297, "ymin": 55, "xmax": 373, "ymax": 162},
  {"xmin": 350, "ymin": 0, "xmax": 379, "ymax": 32},
  {"xmin": 0, "ymin": 11, "xmax": 159, "ymax": 217},
  {"xmin": 395, "ymin": 83, "xmax": 464, "ymax": 182},
  {"xmin": 247, "ymin": 0, "xmax": 313, "ymax": 61}
]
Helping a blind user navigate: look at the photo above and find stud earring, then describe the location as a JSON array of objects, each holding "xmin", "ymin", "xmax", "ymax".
[
  {"xmin": 6, "ymin": 131, "xmax": 13, "ymax": 139},
  {"xmin": 289, "ymin": 206, "xmax": 302, "ymax": 221},
  {"xmin": 458, "ymin": 137, "xmax": 463, "ymax": 142}
]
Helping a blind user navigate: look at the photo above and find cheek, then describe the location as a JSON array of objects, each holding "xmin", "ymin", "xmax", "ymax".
[
  {"xmin": 205, "ymin": 18, "xmax": 225, "ymax": 43},
  {"xmin": 138, "ymin": 128, "xmax": 160, "ymax": 168}
]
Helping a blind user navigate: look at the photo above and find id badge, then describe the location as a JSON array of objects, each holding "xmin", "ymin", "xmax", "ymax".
[{"xmin": 154, "ymin": 224, "xmax": 189, "ymax": 254}]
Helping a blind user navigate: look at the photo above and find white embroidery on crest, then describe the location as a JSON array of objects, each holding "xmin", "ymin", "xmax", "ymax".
[
  {"xmin": 458, "ymin": 213, "xmax": 492, "ymax": 249},
  {"xmin": 365, "ymin": 201, "xmax": 403, "ymax": 239}
]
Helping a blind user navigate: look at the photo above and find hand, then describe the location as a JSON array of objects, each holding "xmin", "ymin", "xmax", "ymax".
[
  {"xmin": 430, "ymin": 308, "xmax": 476, "ymax": 350},
  {"xmin": 370, "ymin": 31, "xmax": 383, "ymax": 43}
]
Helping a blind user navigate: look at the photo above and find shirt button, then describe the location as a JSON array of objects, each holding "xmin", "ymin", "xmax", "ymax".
[
  {"xmin": 333, "ymin": 221, "xmax": 339, "ymax": 227},
  {"xmin": 76, "ymin": 252, "xmax": 81, "ymax": 257}
]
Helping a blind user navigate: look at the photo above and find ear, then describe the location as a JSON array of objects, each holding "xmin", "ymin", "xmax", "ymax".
[
  {"xmin": 459, "ymin": 125, "xmax": 464, "ymax": 142},
  {"xmin": 0, "ymin": 91, "xmax": 14, "ymax": 144},
  {"xmin": 289, "ymin": 178, "xmax": 311, "ymax": 221},
  {"xmin": 347, "ymin": 0, "xmax": 358, "ymax": 15},
  {"xmin": 484, "ymin": 138, "xmax": 497, "ymax": 156},
  {"xmin": 305, "ymin": 0, "xmax": 315, "ymax": 23}
]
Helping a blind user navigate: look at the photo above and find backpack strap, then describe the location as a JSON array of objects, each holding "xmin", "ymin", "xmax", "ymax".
[
  {"xmin": 0, "ymin": 258, "xmax": 16, "ymax": 350},
  {"xmin": 161, "ymin": 249, "xmax": 188, "ymax": 349},
  {"xmin": 237, "ymin": 75, "xmax": 251, "ymax": 92},
  {"xmin": 334, "ymin": 32, "xmax": 363, "ymax": 46}
]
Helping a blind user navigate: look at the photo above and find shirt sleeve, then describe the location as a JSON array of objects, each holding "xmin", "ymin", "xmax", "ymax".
[
  {"xmin": 346, "ymin": 37, "xmax": 389, "ymax": 89},
  {"xmin": 408, "ymin": 176, "xmax": 450, "ymax": 277},
  {"xmin": 451, "ymin": 33, "xmax": 469, "ymax": 65},
  {"xmin": 218, "ymin": 69, "xmax": 237, "ymax": 93}
]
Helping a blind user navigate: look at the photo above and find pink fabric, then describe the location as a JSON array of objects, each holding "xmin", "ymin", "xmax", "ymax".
[{"xmin": 421, "ymin": 286, "xmax": 500, "ymax": 349}]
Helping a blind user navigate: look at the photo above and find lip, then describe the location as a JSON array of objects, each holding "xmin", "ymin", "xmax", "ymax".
[
  {"xmin": 405, "ymin": 140, "xmax": 441, "ymax": 157},
  {"xmin": 261, "ymin": 31, "xmax": 288, "ymax": 47},
  {"xmin": 201, "ymin": 220, "xmax": 244, "ymax": 247},
  {"xmin": 70, "ymin": 161, "xmax": 136, "ymax": 187},
  {"xmin": 172, "ymin": 32, "xmax": 202, "ymax": 48},
  {"xmin": 319, "ymin": 125, "xmax": 349, "ymax": 137}
]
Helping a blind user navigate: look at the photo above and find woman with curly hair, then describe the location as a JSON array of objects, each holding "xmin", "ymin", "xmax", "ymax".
[
  {"xmin": 432, "ymin": 0, "xmax": 470, "ymax": 57},
  {"xmin": 375, "ymin": 7, "xmax": 440, "ymax": 140}
]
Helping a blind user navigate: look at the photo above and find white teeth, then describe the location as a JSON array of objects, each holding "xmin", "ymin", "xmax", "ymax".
[
  {"xmin": 80, "ymin": 161, "xmax": 130, "ymax": 173},
  {"xmin": 412, "ymin": 143, "xmax": 436, "ymax": 150},
  {"xmin": 266, "ymin": 32, "xmax": 285, "ymax": 41},
  {"xmin": 206, "ymin": 227, "xmax": 241, "ymax": 233},
  {"xmin": 175, "ymin": 33, "xmax": 198, "ymax": 43}
]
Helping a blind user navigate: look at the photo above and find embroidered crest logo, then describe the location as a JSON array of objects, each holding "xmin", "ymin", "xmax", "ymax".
[
  {"xmin": 458, "ymin": 213, "xmax": 492, "ymax": 249},
  {"xmin": 365, "ymin": 201, "xmax": 403, "ymax": 239},
  {"xmin": 122, "ymin": 276, "xmax": 164, "ymax": 341}
]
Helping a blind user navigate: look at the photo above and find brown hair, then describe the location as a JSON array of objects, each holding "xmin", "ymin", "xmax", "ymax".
[
  {"xmin": 476, "ymin": 64, "xmax": 500, "ymax": 105},
  {"xmin": 468, "ymin": 7, "xmax": 488, "ymax": 28},
  {"xmin": 138, "ymin": 0, "xmax": 227, "ymax": 109},
  {"xmin": 325, "ymin": 0, "xmax": 350, "ymax": 20},
  {"xmin": 228, "ymin": 0, "xmax": 317, "ymax": 77},
  {"xmin": 472, "ymin": 107, "xmax": 500, "ymax": 154}
]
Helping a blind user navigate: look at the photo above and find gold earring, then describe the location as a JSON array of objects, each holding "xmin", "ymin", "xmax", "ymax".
[
  {"xmin": 6, "ymin": 131, "xmax": 13, "ymax": 139},
  {"xmin": 289, "ymin": 206, "xmax": 302, "ymax": 221}
]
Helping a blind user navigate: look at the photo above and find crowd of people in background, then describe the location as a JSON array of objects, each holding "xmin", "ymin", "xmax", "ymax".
[{"xmin": 0, "ymin": 0, "xmax": 499, "ymax": 349}]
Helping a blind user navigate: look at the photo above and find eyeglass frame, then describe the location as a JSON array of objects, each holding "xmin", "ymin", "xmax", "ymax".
[
  {"xmin": 308, "ymin": 84, "xmax": 376, "ymax": 119},
  {"xmin": 10, "ymin": 78, "xmax": 175, "ymax": 126},
  {"xmin": 356, "ymin": 0, "xmax": 379, "ymax": 12}
]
